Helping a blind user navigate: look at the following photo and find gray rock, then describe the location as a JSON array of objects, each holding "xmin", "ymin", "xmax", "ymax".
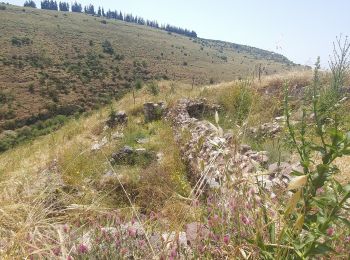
[
  {"xmin": 249, "ymin": 151, "xmax": 269, "ymax": 164},
  {"xmin": 268, "ymin": 162, "xmax": 295, "ymax": 182},
  {"xmin": 135, "ymin": 148, "xmax": 147, "ymax": 154},
  {"xmin": 111, "ymin": 146, "xmax": 134, "ymax": 163},
  {"xmin": 156, "ymin": 152, "xmax": 164, "ymax": 162},
  {"xmin": 116, "ymin": 111, "xmax": 128, "ymax": 123},
  {"xmin": 121, "ymin": 146, "xmax": 134, "ymax": 154},
  {"xmin": 136, "ymin": 138, "xmax": 150, "ymax": 144},
  {"xmin": 106, "ymin": 111, "xmax": 128, "ymax": 127},
  {"xmin": 91, "ymin": 136, "xmax": 108, "ymax": 151},
  {"xmin": 112, "ymin": 131, "xmax": 124, "ymax": 139},
  {"xmin": 224, "ymin": 131, "xmax": 234, "ymax": 142},
  {"xmin": 144, "ymin": 102, "xmax": 166, "ymax": 122}
]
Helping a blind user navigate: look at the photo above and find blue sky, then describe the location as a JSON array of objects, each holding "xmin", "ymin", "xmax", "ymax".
[{"xmin": 8, "ymin": 0, "xmax": 350, "ymax": 67}]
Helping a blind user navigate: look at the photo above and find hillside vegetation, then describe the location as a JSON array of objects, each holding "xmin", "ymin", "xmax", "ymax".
[
  {"xmin": 0, "ymin": 4, "xmax": 301, "ymax": 140},
  {"xmin": 2, "ymin": 3, "xmax": 349, "ymax": 259},
  {"xmin": 0, "ymin": 64, "xmax": 349, "ymax": 258}
]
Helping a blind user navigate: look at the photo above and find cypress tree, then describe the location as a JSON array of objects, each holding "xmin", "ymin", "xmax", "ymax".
[{"xmin": 24, "ymin": 0, "xmax": 36, "ymax": 8}]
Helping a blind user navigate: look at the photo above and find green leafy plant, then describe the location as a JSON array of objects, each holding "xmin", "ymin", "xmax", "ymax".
[
  {"xmin": 251, "ymin": 37, "xmax": 350, "ymax": 259},
  {"xmin": 101, "ymin": 40, "xmax": 114, "ymax": 55},
  {"xmin": 270, "ymin": 43, "xmax": 350, "ymax": 258}
]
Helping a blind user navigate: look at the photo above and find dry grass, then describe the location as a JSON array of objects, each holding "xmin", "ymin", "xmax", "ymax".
[
  {"xmin": 0, "ymin": 72, "xmax": 349, "ymax": 258},
  {"xmin": 0, "ymin": 81, "xmax": 203, "ymax": 258}
]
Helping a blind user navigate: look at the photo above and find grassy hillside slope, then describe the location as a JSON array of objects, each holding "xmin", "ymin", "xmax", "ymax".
[
  {"xmin": 0, "ymin": 71, "xmax": 349, "ymax": 258},
  {"xmin": 0, "ymin": 4, "xmax": 302, "ymax": 134}
]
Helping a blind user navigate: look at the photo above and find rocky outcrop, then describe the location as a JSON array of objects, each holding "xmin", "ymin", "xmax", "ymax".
[{"xmin": 143, "ymin": 102, "xmax": 167, "ymax": 122}]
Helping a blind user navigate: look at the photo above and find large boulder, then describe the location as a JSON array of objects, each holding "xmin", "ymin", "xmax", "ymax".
[{"xmin": 143, "ymin": 102, "xmax": 166, "ymax": 122}]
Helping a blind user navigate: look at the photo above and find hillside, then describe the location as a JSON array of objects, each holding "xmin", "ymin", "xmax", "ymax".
[
  {"xmin": 0, "ymin": 2, "xmax": 349, "ymax": 259},
  {"xmin": 0, "ymin": 4, "xmax": 302, "ymax": 137},
  {"xmin": 0, "ymin": 69, "xmax": 349, "ymax": 258}
]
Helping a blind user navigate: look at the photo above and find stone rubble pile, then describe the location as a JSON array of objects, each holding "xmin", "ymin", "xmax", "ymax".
[
  {"xmin": 166, "ymin": 98, "xmax": 293, "ymax": 195},
  {"xmin": 248, "ymin": 120, "xmax": 282, "ymax": 138}
]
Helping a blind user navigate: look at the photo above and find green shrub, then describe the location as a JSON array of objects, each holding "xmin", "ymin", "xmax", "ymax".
[
  {"xmin": 0, "ymin": 5, "xmax": 6, "ymax": 10},
  {"xmin": 102, "ymin": 40, "xmax": 114, "ymax": 55},
  {"xmin": 272, "ymin": 56, "xmax": 350, "ymax": 258},
  {"xmin": 135, "ymin": 78, "xmax": 143, "ymax": 90},
  {"xmin": 26, "ymin": 54, "xmax": 51, "ymax": 68},
  {"xmin": 11, "ymin": 36, "xmax": 32, "ymax": 47}
]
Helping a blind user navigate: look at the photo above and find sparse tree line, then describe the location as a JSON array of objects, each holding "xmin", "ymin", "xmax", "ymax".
[{"xmin": 23, "ymin": 1, "xmax": 197, "ymax": 38}]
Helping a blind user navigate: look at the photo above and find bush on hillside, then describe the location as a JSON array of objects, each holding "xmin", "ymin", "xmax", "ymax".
[
  {"xmin": 11, "ymin": 36, "xmax": 32, "ymax": 47},
  {"xmin": 102, "ymin": 40, "xmax": 114, "ymax": 55}
]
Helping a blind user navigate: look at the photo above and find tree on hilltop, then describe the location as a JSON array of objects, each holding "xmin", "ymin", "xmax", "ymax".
[
  {"xmin": 71, "ymin": 1, "xmax": 82, "ymax": 12},
  {"xmin": 84, "ymin": 4, "xmax": 95, "ymax": 15},
  {"xmin": 59, "ymin": 1, "xmax": 69, "ymax": 11},
  {"xmin": 41, "ymin": 0, "xmax": 58, "ymax": 10},
  {"xmin": 24, "ymin": 0, "xmax": 36, "ymax": 8}
]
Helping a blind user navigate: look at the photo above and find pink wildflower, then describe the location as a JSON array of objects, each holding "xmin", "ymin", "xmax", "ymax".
[
  {"xmin": 128, "ymin": 226, "xmax": 137, "ymax": 237},
  {"xmin": 170, "ymin": 247, "xmax": 177, "ymax": 259},
  {"xmin": 223, "ymin": 234, "xmax": 230, "ymax": 245},
  {"xmin": 241, "ymin": 216, "xmax": 251, "ymax": 225},
  {"xmin": 77, "ymin": 243, "xmax": 88, "ymax": 254},
  {"xmin": 327, "ymin": 227, "xmax": 335, "ymax": 236},
  {"xmin": 52, "ymin": 247, "xmax": 60, "ymax": 256},
  {"xmin": 192, "ymin": 199, "xmax": 199, "ymax": 207},
  {"xmin": 248, "ymin": 187, "xmax": 255, "ymax": 196},
  {"xmin": 138, "ymin": 239, "xmax": 146, "ymax": 248},
  {"xmin": 316, "ymin": 188, "xmax": 324, "ymax": 195}
]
